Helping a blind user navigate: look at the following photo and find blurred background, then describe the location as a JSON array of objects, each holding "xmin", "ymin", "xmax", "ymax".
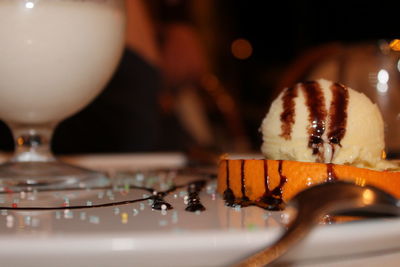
[
  {"xmin": 1, "ymin": 0, "xmax": 400, "ymax": 158},
  {"xmin": 216, "ymin": 0, "xmax": 400, "ymax": 156}
]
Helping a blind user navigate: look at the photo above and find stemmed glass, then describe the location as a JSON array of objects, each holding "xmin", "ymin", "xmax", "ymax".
[{"xmin": 0, "ymin": 0, "xmax": 126, "ymax": 190}]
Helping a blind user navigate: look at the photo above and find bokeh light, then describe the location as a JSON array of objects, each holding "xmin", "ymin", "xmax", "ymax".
[{"xmin": 231, "ymin": 38, "xmax": 253, "ymax": 60}]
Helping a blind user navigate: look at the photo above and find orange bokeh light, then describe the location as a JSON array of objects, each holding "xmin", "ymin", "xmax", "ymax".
[{"xmin": 231, "ymin": 38, "xmax": 253, "ymax": 60}]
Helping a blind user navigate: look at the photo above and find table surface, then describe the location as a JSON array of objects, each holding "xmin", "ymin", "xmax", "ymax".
[{"xmin": 0, "ymin": 153, "xmax": 398, "ymax": 267}]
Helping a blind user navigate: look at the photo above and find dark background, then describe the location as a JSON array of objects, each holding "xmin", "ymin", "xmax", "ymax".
[
  {"xmin": 0, "ymin": 0, "xmax": 399, "ymax": 154},
  {"xmin": 215, "ymin": 0, "xmax": 400, "ymax": 149}
]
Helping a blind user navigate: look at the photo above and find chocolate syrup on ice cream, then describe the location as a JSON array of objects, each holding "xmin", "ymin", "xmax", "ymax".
[{"xmin": 279, "ymin": 80, "xmax": 349, "ymax": 162}]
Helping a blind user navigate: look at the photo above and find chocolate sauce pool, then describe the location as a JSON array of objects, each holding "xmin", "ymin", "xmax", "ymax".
[{"xmin": 185, "ymin": 180, "xmax": 206, "ymax": 212}]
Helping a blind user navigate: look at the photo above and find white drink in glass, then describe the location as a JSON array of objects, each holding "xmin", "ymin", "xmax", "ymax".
[
  {"xmin": 0, "ymin": 0, "xmax": 125, "ymax": 124},
  {"xmin": 0, "ymin": 0, "xmax": 126, "ymax": 189}
]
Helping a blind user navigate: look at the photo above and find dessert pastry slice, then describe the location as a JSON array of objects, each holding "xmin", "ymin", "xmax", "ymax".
[{"xmin": 217, "ymin": 158, "xmax": 400, "ymax": 209}]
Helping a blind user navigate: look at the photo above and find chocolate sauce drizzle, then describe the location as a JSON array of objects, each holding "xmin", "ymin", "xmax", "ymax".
[
  {"xmin": 279, "ymin": 80, "xmax": 349, "ymax": 163},
  {"xmin": 328, "ymin": 83, "xmax": 349, "ymax": 148},
  {"xmin": 301, "ymin": 81, "xmax": 328, "ymax": 161},
  {"xmin": 223, "ymin": 160, "xmax": 235, "ymax": 206},
  {"xmin": 240, "ymin": 160, "xmax": 249, "ymax": 201},
  {"xmin": 263, "ymin": 159, "xmax": 270, "ymax": 195},
  {"xmin": 326, "ymin": 163, "xmax": 337, "ymax": 182},
  {"xmin": 280, "ymin": 86, "xmax": 298, "ymax": 140},
  {"xmin": 222, "ymin": 160, "xmax": 287, "ymax": 210},
  {"xmin": 0, "ymin": 179, "xmax": 209, "ymax": 213}
]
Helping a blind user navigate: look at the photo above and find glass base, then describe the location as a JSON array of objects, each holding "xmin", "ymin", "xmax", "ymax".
[{"xmin": 0, "ymin": 161, "xmax": 110, "ymax": 192}]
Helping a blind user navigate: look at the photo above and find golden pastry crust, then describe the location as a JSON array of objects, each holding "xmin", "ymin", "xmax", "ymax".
[{"xmin": 217, "ymin": 159, "xmax": 400, "ymax": 203}]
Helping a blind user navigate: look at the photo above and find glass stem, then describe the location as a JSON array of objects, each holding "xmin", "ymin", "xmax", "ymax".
[{"xmin": 9, "ymin": 122, "xmax": 57, "ymax": 162}]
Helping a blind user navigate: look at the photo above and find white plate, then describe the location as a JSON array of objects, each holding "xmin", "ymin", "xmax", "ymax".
[{"xmin": 0, "ymin": 153, "xmax": 399, "ymax": 267}]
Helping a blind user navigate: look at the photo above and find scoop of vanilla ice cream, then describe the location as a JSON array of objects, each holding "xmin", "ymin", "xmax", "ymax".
[{"xmin": 260, "ymin": 79, "xmax": 395, "ymax": 170}]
